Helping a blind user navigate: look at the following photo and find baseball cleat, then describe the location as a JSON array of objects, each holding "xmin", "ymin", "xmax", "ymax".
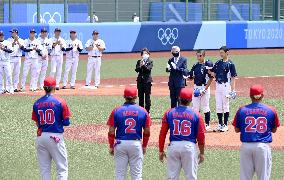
[
  {"xmin": 56, "ymin": 87, "xmax": 60, "ymax": 90},
  {"xmin": 62, "ymin": 86, "xmax": 67, "ymax": 89},
  {"xmin": 205, "ymin": 124, "xmax": 211, "ymax": 131},
  {"xmin": 70, "ymin": 86, "xmax": 75, "ymax": 89},
  {"xmin": 220, "ymin": 125, "xmax": 229, "ymax": 132},
  {"xmin": 94, "ymin": 86, "xmax": 98, "ymax": 89},
  {"xmin": 20, "ymin": 87, "xmax": 25, "ymax": 92},
  {"xmin": 14, "ymin": 89, "xmax": 19, "ymax": 92},
  {"xmin": 85, "ymin": 84, "xmax": 90, "ymax": 86},
  {"xmin": 213, "ymin": 124, "xmax": 222, "ymax": 132}
]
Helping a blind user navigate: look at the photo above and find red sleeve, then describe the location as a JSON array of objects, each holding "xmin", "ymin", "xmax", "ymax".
[
  {"xmin": 61, "ymin": 100, "xmax": 71, "ymax": 120},
  {"xmin": 196, "ymin": 113, "xmax": 205, "ymax": 145},
  {"xmin": 271, "ymin": 107, "xmax": 281, "ymax": 128},
  {"xmin": 145, "ymin": 110, "xmax": 152, "ymax": 128},
  {"xmin": 107, "ymin": 109, "xmax": 116, "ymax": 127},
  {"xmin": 159, "ymin": 121, "xmax": 169, "ymax": 153},
  {"xmin": 159, "ymin": 111, "xmax": 170, "ymax": 152},
  {"xmin": 32, "ymin": 110, "xmax": 38, "ymax": 122}
]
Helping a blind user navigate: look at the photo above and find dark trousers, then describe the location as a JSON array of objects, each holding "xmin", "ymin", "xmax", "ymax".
[
  {"xmin": 137, "ymin": 82, "xmax": 152, "ymax": 113},
  {"xmin": 169, "ymin": 87, "xmax": 182, "ymax": 108}
]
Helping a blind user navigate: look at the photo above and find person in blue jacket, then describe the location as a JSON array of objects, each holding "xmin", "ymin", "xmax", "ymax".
[{"xmin": 166, "ymin": 46, "xmax": 188, "ymax": 108}]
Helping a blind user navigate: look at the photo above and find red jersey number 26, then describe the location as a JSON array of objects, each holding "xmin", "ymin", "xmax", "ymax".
[
  {"xmin": 38, "ymin": 109, "xmax": 55, "ymax": 125},
  {"xmin": 125, "ymin": 118, "xmax": 136, "ymax": 134}
]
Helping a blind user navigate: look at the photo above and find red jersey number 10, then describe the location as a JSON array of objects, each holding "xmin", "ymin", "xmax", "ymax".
[
  {"xmin": 173, "ymin": 119, "xmax": 191, "ymax": 136},
  {"xmin": 38, "ymin": 109, "xmax": 55, "ymax": 125}
]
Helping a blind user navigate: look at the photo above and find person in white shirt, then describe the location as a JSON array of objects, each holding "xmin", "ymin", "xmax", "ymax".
[
  {"xmin": 0, "ymin": 31, "xmax": 14, "ymax": 94},
  {"xmin": 37, "ymin": 28, "xmax": 52, "ymax": 90},
  {"xmin": 7, "ymin": 28, "xmax": 24, "ymax": 92},
  {"xmin": 86, "ymin": 11, "xmax": 99, "ymax": 23},
  {"xmin": 20, "ymin": 29, "xmax": 43, "ymax": 92},
  {"xmin": 49, "ymin": 28, "xmax": 66, "ymax": 90},
  {"xmin": 62, "ymin": 30, "xmax": 83, "ymax": 89},
  {"xmin": 85, "ymin": 30, "xmax": 106, "ymax": 88},
  {"xmin": 132, "ymin": 13, "xmax": 140, "ymax": 22}
]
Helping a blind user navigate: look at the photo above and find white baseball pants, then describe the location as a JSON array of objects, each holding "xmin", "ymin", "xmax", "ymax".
[
  {"xmin": 63, "ymin": 57, "xmax": 79, "ymax": 87},
  {"xmin": 85, "ymin": 57, "xmax": 101, "ymax": 86},
  {"xmin": 114, "ymin": 140, "xmax": 143, "ymax": 180},
  {"xmin": 167, "ymin": 141, "xmax": 198, "ymax": 180},
  {"xmin": 0, "ymin": 61, "xmax": 13, "ymax": 93},
  {"xmin": 192, "ymin": 85, "xmax": 210, "ymax": 113},
  {"xmin": 240, "ymin": 143, "xmax": 272, "ymax": 180},
  {"xmin": 9, "ymin": 57, "xmax": 21, "ymax": 89},
  {"xmin": 215, "ymin": 82, "xmax": 231, "ymax": 113},
  {"xmin": 21, "ymin": 58, "xmax": 39, "ymax": 90},
  {"xmin": 50, "ymin": 55, "xmax": 63, "ymax": 87},
  {"xmin": 36, "ymin": 132, "xmax": 68, "ymax": 180},
  {"xmin": 37, "ymin": 58, "xmax": 49, "ymax": 89}
]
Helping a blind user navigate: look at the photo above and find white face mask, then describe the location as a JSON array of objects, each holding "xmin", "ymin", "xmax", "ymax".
[{"xmin": 142, "ymin": 54, "xmax": 149, "ymax": 60}]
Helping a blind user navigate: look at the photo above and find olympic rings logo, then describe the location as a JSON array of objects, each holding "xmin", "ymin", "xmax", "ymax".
[
  {"xmin": 33, "ymin": 12, "xmax": 62, "ymax": 23},
  {"xmin": 157, "ymin": 28, "xmax": 178, "ymax": 45}
]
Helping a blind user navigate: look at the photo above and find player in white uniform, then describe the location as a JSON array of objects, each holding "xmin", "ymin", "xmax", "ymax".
[
  {"xmin": 0, "ymin": 31, "xmax": 14, "ymax": 94},
  {"xmin": 85, "ymin": 30, "xmax": 106, "ymax": 88},
  {"xmin": 37, "ymin": 28, "xmax": 52, "ymax": 90},
  {"xmin": 49, "ymin": 28, "xmax": 66, "ymax": 90},
  {"xmin": 62, "ymin": 30, "xmax": 83, "ymax": 89},
  {"xmin": 20, "ymin": 29, "xmax": 43, "ymax": 92},
  {"xmin": 7, "ymin": 28, "xmax": 24, "ymax": 92}
]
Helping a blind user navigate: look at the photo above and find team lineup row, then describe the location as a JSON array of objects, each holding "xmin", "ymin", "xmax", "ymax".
[
  {"xmin": 0, "ymin": 27, "xmax": 106, "ymax": 93},
  {"xmin": 32, "ymin": 78, "xmax": 280, "ymax": 180}
]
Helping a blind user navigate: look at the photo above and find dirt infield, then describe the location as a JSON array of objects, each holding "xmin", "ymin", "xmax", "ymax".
[
  {"xmin": 14, "ymin": 76, "xmax": 284, "ymax": 98},
  {"xmin": 64, "ymin": 123, "xmax": 284, "ymax": 150}
]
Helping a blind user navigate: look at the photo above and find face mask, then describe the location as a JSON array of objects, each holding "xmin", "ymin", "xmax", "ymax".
[
  {"xmin": 142, "ymin": 54, "xmax": 149, "ymax": 59},
  {"xmin": 172, "ymin": 52, "xmax": 179, "ymax": 57}
]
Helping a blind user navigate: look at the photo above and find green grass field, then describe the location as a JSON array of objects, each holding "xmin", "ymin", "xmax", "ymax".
[{"xmin": 1, "ymin": 53, "xmax": 284, "ymax": 180}]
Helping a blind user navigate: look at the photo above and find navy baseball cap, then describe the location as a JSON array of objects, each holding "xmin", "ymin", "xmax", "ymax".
[
  {"xmin": 41, "ymin": 28, "xmax": 48, "ymax": 32},
  {"xmin": 70, "ymin": 30, "xmax": 76, "ymax": 33},
  {"xmin": 30, "ymin": 29, "xmax": 36, "ymax": 33},
  {"xmin": 54, "ymin": 28, "xmax": 61, "ymax": 32},
  {"xmin": 0, "ymin": 31, "xmax": 4, "ymax": 36},
  {"xmin": 92, "ymin": 30, "xmax": 99, "ymax": 35},
  {"xmin": 10, "ymin": 28, "xmax": 18, "ymax": 33}
]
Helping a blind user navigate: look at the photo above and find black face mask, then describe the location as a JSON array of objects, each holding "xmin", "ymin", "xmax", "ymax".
[{"xmin": 172, "ymin": 52, "xmax": 179, "ymax": 57}]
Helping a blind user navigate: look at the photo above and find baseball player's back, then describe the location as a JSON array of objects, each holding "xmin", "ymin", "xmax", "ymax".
[
  {"xmin": 233, "ymin": 85, "xmax": 280, "ymax": 180},
  {"xmin": 32, "ymin": 77, "xmax": 71, "ymax": 180},
  {"xmin": 159, "ymin": 88, "xmax": 205, "ymax": 180},
  {"xmin": 107, "ymin": 86, "xmax": 151, "ymax": 180}
]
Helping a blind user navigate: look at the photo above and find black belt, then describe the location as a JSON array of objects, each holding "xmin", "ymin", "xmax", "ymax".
[
  {"xmin": 91, "ymin": 56, "xmax": 101, "ymax": 58},
  {"xmin": 195, "ymin": 83, "xmax": 206, "ymax": 86},
  {"xmin": 217, "ymin": 81, "xmax": 228, "ymax": 84},
  {"xmin": 11, "ymin": 56, "xmax": 21, "ymax": 57}
]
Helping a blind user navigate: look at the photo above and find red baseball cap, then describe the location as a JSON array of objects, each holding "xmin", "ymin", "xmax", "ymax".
[
  {"xmin": 179, "ymin": 88, "xmax": 193, "ymax": 100},
  {"xmin": 250, "ymin": 84, "xmax": 264, "ymax": 96},
  {"xmin": 124, "ymin": 86, "xmax": 137, "ymax": 97},
  {"xmin": 44, "ymin": 77, "xmax": 56, "ymax": 87}
]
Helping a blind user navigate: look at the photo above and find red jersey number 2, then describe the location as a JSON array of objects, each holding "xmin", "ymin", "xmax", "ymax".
[
  {"xmin": 38, "ymin": 109, "xmax": 55, "ymax": 125},
  {"xmin": 125, "ymin": 118, "xmax": 136, "ymax": 134}
]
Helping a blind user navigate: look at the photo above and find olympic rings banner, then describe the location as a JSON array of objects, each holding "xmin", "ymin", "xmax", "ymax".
[{"xmin": 0, "ymin": 21, "xmax": 283, "ymax": 53}]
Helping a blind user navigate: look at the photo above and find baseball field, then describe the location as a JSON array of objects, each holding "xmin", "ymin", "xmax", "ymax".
[{"xmin": 1, "ymin": 49, "xmax": 284, "ymax": 180}]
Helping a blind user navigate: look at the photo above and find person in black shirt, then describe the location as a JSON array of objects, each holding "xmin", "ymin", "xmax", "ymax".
[{"xmin": 135, "ymin": 48, "xmax": 153, "ymax": 113}]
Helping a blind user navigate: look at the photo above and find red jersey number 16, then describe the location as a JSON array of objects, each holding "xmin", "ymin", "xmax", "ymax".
[{"xmin": 173, "ymin": 119, "xmax": 192, "ymax": 136}]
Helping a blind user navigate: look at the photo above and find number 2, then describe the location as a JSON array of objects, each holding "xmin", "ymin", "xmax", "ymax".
[
  {"xmin": 245, "ymin": 116, "xmax": 267, "ymax": 133},
  {"xmin": 125, "ymin": 118, "xmax": 136, "ymax": 134},
  {"xmin": 38, "ymin": 109, "xmax": 55, "ymax": 125},
  {"xmin": 173, "ymin": 119, "xmax": 191, "ymax": 136}
]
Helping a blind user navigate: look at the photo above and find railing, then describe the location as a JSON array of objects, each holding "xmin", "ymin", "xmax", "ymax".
[{"xmin": 1, "ymin": 0, "xmax": 283, "ymax": 23}]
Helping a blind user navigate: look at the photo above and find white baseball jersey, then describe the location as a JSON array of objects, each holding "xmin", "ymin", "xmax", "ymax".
[
  {"xmin": 38, "ymin": 37, "xmax": 52, "ymax": 57},
  {"xmin": 85, "ymin": 39, "xmax": 106, "ymax": 56},
  {"xmin": 50, "ymin": 37, "xmax": 66, "ymax": 56},
  {"xmin": 65, "ymin": 39, "xmax": 83, "ymax": 59},
  {"xmin": 0, "ymin": 40, "xmax": 13, "ymax": 62},
  {"xmin": 23, "ymin": 38, "xmax": 42, "ymax": 59},
  {"xmin": 7, "ymin": 37, "xmax": 24, "ymax": 58}
]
